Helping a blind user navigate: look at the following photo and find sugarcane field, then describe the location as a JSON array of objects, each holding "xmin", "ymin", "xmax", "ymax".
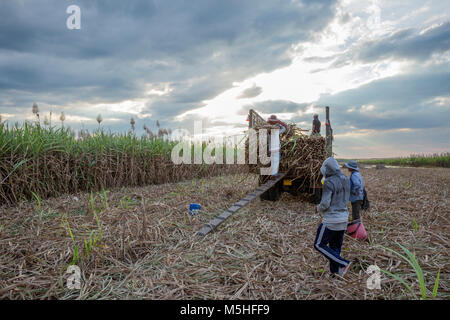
[
  {"xmin": 0, "ymin": 106, "xmax": 448, "ymax": 301},
  {"xmin": 1, "ymin": 1, "xmax": 449, "ymax": 309}
]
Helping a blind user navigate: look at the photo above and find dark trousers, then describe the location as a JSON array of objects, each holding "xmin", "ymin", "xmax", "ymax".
[
  {"xmin": 313, "ymin": 223, "xmax": 349, "ymax": 273},
  {"xmin": 351, "ymin": 200, "xmax": 363, "ymax": 220}
]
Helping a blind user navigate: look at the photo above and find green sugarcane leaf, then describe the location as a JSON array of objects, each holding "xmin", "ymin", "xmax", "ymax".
[
  {"xmin": 66, "ymin": 219, "xmax": 75, "ymax": 242},
  {"xmin": 380, "ymin": 268, "xmax": 417, "ymax": 299},
  {"xmin": 396, "ymin": 242, "xmax": 427, "ymax": 299},
  {"xmin": 432, "ymin": 269, "xmax": 440, "ymax": 298},
  {"xmin": 1, "ymin": 159, "xmax": 28, "ymax": 184}
]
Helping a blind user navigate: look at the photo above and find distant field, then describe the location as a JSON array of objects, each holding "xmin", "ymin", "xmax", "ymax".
[{"xmin": 340, "ymin": 153, "xmax": 450, "ymax": 168}]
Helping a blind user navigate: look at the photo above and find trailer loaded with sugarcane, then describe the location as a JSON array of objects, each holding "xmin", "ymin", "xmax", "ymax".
[
  {"xmin": 197, "ymin": 107, "xmax": 332, "ymax": 236},
  {"xmin": 247, "ymin": 107, "xmax": 331, "ymax": 203}
]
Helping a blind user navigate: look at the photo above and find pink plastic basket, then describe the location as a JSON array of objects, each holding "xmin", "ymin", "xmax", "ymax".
[{"xmin": 347, "ymin": 219, "xmax": 367, "ymax": 240}]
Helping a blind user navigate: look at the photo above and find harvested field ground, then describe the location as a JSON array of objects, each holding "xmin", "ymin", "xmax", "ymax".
[{"xmin": 0, "ymin": 168, "xmax": 448, "ymax": 299}]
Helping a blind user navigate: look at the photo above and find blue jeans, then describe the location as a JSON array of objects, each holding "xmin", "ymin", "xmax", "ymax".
[{"xmin": 313, "ymin": 223, "xmax": 350, "ymax": 273}]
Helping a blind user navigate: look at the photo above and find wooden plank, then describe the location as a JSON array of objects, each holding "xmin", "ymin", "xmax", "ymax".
[
  {"xmin": 197, "ymin": 227, "xmax": 212, "ymax": 236},
  {"xmin": 196, "ymin": 173, "xmax": 286, "ymax": 237},
  {"xmin": 234, "ymin": 199, "xmax": 249, "ymax": 207},
  {"xmin": 242, "ymin": 195, "xmax": 257, "ymax": 202},
  {"xmin": 219, "ymin": 211, "xmax": 233, "ymax": 220},
  {"xmin": 254, "ymin": 191, "xmax": 265, "ymax": 197},
  {"xmin": 228, "ymin": 205, "xmax": 241, "ymax": 212}
]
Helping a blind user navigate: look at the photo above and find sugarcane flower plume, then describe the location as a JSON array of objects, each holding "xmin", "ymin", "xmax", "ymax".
[{"xmin": 32, "ymin": 103, "xmax": 39, "ymax": 117}]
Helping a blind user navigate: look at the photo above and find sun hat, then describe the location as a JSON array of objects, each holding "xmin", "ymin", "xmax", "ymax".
[
  {"xmin": 344, "ymin": 160, "xmax": 359, "ymax": 171},
  {"xmin": 267, "ymin": 115, "xmax": 279, "ymax": 124}
]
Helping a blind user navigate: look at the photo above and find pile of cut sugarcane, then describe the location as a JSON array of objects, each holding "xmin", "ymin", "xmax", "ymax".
[{"xmin": 247, "ymin": 123, "xmax": 326, "ymax": 189}]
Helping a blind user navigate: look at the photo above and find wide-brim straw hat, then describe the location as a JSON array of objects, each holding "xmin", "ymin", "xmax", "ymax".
[{"xmin": 344, "ymin": 160, "xmax": 359, "ymax": 171}]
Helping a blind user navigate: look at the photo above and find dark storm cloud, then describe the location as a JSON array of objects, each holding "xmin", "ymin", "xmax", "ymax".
[
  {"xmin": 315, "ymin": 66, "xmax": 450, "ymax": 133},
  {"xmin": 330, "ymin": 22, "xmax": 450, "ymax": 69},
  {"xmin": 358, "ymin": 22, "xmax": 450, "ymax": 62},
  {"xmin": 239, "ymin": 100, "xmax": 309, "ymax": 115},
  {"xmin": 237, "ymin": 85, "xmax": 263, "ymax": 99},
  {"xmin": 0, "ymin": 0, "xmax": 338, "ymax": 121}
]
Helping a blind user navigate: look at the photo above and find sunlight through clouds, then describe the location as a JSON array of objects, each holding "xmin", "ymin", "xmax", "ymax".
[
  {"xmin": 178, "ymin": 0, "xmax": 411, "ymax": 128},
  {"xmin": 0, "ymin": 0, "xmax": 448, "ymax": 157}
]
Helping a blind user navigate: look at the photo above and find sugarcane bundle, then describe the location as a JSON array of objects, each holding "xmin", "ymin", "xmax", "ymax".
[
  {"xmin": 280, "ymin": 124, "xmax": 326, "ymax": 188},
  {"xmin": 246, "ymin": 123, "xmax": 326, "ymax": 189}
]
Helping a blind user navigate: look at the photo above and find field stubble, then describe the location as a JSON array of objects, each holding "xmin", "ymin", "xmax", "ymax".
[{"xmin": 0, "ymin": 168, "xmax": 448, "ymax": 299}]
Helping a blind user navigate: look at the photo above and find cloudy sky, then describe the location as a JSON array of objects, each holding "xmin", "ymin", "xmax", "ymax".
[{"xmin": 0, "ymin": 0, "xmax": 449, "ymax": 158}]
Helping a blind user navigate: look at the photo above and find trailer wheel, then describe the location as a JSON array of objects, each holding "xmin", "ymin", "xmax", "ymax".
[
  {"xmin": 261, "ymin": 182, "xmax": 281, "ymax": 201},
  {"xmin": 268, "ymin": 184, "xmax": 281, "ymax": 201}
]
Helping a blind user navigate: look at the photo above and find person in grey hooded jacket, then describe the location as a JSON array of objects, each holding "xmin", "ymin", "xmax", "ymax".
[{"xmin": 313, "ymin": 157, "xmax": 351, "ymax": 276}]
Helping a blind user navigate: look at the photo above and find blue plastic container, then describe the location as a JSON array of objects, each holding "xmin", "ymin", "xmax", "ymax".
[{"xmin": 189, "ymin": 203, "xmax": 201, "ymax": 216}]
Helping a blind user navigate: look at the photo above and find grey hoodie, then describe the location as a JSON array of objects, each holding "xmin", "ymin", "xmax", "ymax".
[{"xmin": 317, "ymin": 157, "xmax": 350, "ymax": 224}]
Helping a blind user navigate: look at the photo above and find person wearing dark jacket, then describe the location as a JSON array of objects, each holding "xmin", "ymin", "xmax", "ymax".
[
  {"xmin": 312, "ymin": 114, "xmax": 321, "ymax": 136},
  {"xmin": 314, "ymin": 157, "xmax": 351, "ymax": 276}
]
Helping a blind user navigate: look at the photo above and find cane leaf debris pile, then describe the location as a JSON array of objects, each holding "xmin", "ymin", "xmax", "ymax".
[{"xmin": 1, "ymin": 168, "xmax": 447, "ymax": 299}]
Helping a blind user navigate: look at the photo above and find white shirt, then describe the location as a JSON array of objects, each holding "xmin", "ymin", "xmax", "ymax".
[{"xmin": 269, "ymin": 124, "xmax": 286, "ymax": 152}]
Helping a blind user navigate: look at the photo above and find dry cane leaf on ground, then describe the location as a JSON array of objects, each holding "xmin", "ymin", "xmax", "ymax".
[{"xmin": 0, "ymin": 168, "xmax": 448, "ymax": 299}]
